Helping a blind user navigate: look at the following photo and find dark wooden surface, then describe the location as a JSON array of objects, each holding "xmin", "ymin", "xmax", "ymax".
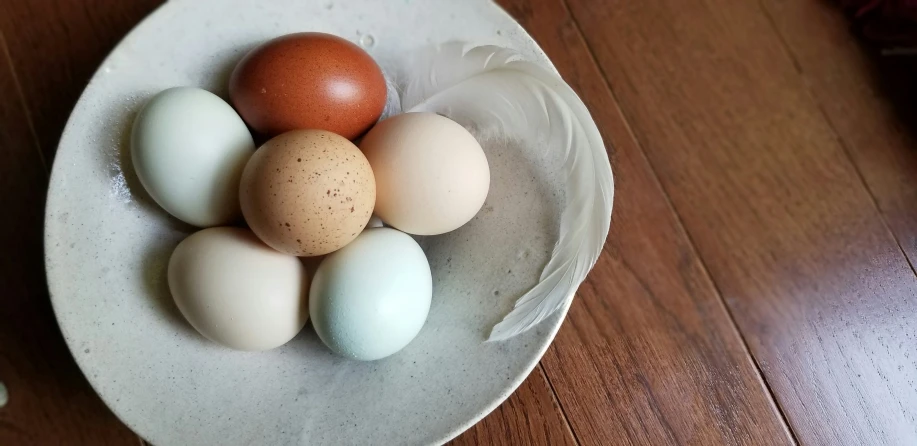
[
  {"xmin": 1, "ymin": 0, "xmax": 915, "ymax": 444},
  {"xmin": 558, "ymin": 0, "xmax": 917, "ymax": 444}
]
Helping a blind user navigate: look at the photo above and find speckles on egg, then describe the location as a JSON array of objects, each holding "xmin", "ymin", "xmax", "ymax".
[{"xmin": 239, "ymin": 129, "xmax": 375, "ymax": 256}]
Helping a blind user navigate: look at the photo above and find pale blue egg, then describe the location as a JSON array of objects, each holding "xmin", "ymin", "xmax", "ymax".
[{"xmin": 310, "ymin": 228, "xmax": 432, "ymax": 361}]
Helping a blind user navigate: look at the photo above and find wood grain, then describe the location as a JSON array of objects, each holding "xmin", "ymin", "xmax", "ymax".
[
  {"xmin": 0, "ymin": 30, "xmax": 140, "ymax": 446},
  {"xmin": 761, "ymin": 1, "xmax": 917, "ymax": 274},
  {"xmin": 0, "ymin": 0, "xmax": 164, "ymax": 160},
  {"xmin": 497, "ymin": 0, "xmax": 794, "ymax": 444},
  {"xmin": 449, "ymin": 366, "xmax": 576, "ymax": 446},
  {"xmin": 560, "ymin": 0, "xmax": 917, "ymax": 444}
]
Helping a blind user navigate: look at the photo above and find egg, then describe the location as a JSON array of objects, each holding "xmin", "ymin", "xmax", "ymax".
[
  {"xmin": 239, "ymin": 129, "xmax": 375, "ymax": 256},
  {"xmin": 167, "ymin": 227, "xmax": 309, "ymax": 351},
  {"xmin": 359, "ymin": 112, "xmax": 490, "ymax": 235},
  {"xmin": 131, "ymin": 87, "xmax": 255, "ymax": 227},
  {"xmin": 229, "ymin": 32, "xmax": 387, "ymax": 139},
  {"xmin": 310, "ymin": 228, "xmax": 432, "ymax": 361}
]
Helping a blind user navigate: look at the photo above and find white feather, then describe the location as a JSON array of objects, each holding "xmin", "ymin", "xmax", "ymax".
[{"xmin": 401, "ymin": 43, "xmax": 614, "ymax": 341}]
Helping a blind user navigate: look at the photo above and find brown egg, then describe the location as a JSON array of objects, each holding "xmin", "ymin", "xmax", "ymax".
[
  {"xmin": 229, "ymin": 32, "xmax": 387, "ymax": 139},
  {"xmin": 239, "ymin": 129, "xmax": 375, "ymax": 256}
]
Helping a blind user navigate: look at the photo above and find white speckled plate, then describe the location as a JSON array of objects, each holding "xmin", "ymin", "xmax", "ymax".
[{"xmin": 45, "ymin": 1, "xmax": 569, "ymax": 445}]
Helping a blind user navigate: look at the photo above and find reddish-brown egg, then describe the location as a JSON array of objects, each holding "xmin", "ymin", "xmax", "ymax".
[{"xmin": 229, "ymin": 32, "xmax": 387, "ymax": 140}]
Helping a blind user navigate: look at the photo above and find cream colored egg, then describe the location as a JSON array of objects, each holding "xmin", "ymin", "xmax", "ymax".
[
  {"xmin": 359, "ymin": 112, "xmax": 490, "ymax": 235},
  {"xmin": 167, "ymin": 227, "xmax": 309, "ymax": 351}
]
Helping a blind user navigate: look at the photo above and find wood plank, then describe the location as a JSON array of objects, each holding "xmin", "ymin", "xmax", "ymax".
[
  {"xmin": 0, "ymin": 31, "xmax": 139, "ymax": 445},
  {"xmin": 0, "ymin": 1, "xmax": 577, "ymax": 444},
  {"xmin": 450, "ymin": 366, "xmax": 577, "ymax": 446},
  {"xmin": 759, "ymin": 2, "xmax": 917, "ymax": 442},
  {"xmin": 761, "ymin": 1, "xmax": 917, "ymax": 276},
  {"xmin": 497, "ymin": 0, "xmax": 794, "ymax": 444},
  {"xmin": 561, "ymin": 0, "xmax": 917, "ymax": 444},
  {"xmin": 0, "ymin": 0, "xmax": 164, "ymax": 160}
]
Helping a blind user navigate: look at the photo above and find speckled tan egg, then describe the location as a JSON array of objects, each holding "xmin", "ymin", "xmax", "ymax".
[{"xmin": 239, "ymin": 129, "xmax": 375, "ymax": 256}]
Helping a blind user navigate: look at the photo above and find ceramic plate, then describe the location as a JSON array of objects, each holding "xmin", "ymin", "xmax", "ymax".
[{"xmin": 45, "ymin": 1, "xmax": 571, "ymax": 444}]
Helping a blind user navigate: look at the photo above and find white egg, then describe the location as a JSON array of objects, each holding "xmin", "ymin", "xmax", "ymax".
[
  {"xmin": 310, "ymin": 228, "xmax": 432, "ymax": 361},
  {"xmin": 132, "ymin": 87, "xmax": 254, "ymax": 227},
  {"xmin": 168, "ymin": 227, "xmax": 309, "ymax": 351}
]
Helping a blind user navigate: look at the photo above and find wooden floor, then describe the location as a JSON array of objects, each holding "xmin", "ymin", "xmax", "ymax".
[{"xmin": 2, "ymin": 0, "xmax": 916, "ymax": 444}]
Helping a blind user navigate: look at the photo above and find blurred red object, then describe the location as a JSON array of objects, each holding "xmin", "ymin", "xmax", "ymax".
[{"xmin": 841, "ymin": 0, "xmax": 917, "ymax": 48}]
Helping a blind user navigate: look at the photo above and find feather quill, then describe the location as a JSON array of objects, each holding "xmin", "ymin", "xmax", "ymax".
[{"xmin": 401, "ymin": 43, "xmax": 614, "ymax": 341}]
